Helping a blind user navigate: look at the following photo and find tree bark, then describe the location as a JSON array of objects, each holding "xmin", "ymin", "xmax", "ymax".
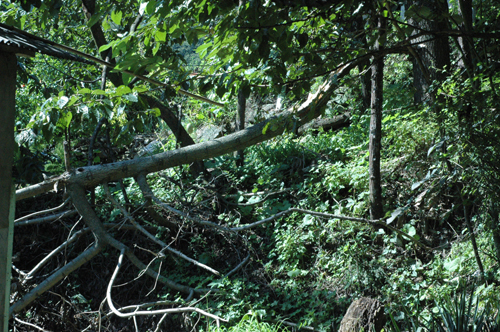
[
  {"xmin": 369, "ymin": 13, "xmax": 386, "ymax": 221},
  {"xmin": 296, "ymin": 112, "xmax": 350, "ymax": 135},
  {"xmin": 235, "ymin": 88, "xmax": 246, "ymax": 167}
]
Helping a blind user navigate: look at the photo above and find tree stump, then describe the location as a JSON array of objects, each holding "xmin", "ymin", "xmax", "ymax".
[{"xmin": 338, "ymin": 297, "xmax": 386, "ymax": 332}]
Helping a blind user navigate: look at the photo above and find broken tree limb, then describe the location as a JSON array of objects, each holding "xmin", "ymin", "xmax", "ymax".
[
  {"xmin": 14, "ymin": 210, "xmax": 77, "ymax": 226},
  {"xmin": 17, "ymin": 61, "xmax": 358, "ymax": 200},
  {"xmin": 9, "ymin": 243, "xmax": 102, "ymax": 316},
  {"xmin": 296, "ymin": 112, "xmax": 351, "ymax": 135},
  {"xmin": 70, "ymin": 183, "xmax": 211, "ymax": 295}
]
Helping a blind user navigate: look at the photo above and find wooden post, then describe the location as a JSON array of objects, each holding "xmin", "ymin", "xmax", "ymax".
[{"xmin": 0, "ymin": 51, "xmax": 17, "ymax": 331}]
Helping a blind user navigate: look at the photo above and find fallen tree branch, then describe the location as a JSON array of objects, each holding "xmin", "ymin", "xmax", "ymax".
[
  {"xmin": 17, "ymin": 61, "xmax": 358, "ymax": 200},
  {"xmin": 104, "ymin": 183, "xmax": 221, "ymax": 276},
  {"xmin": 9, "ymin": 243, "xmax": 103, "ymax": 316},
  {"xmin": 230, "ymin": 208, "xmax": 431, "ymax": 249},
  {"xmin": 22, "ymin": 227, "xmax": 89, "ymax": 283},
  {"xmin": 14, "ymin": 198, "xmax": 71, "ymax": 222},
  {"xmin": 14, "ymin": 210, "xmax": 77, "ymax": 226},
  {"xmin": 107, "ymin": 249, "xmax": 227, "ymax": 323},
  {"xmin": 224, "ymin": 254, "xmax": 250, "ymax": 278},
  {"xmin": 136, "ymin": 174, "xmax": 233, "ymax": 233},
  {"xmin": 296, "ymin": 112, "xmax": 351, "ymax": 135},
  {"xmin": 12, "ymin": 314, "xmax": 52, "ymax": 332}
]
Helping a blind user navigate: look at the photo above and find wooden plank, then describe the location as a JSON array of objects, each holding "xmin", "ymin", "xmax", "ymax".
[
  {"xmin": 0, "ymin": 51, "xmax": 17, "ymax": 331},
  {"xmin": 0, "ymin": 187, "xmax": 14, "ymax": 331}
]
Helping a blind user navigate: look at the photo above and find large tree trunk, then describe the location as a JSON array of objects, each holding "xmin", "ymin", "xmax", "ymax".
[
  {"xmin": 407, "ymin": 0, "xmax": 451, "ymax": 105},
  {"xmin": 369, "ymin": 13, "xmax": 386, "ymax": 220}
]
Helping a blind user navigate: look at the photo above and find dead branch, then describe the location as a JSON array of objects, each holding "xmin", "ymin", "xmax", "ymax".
[
  {"xmin": 14, "ymin": 210, "xmax": 77, "ymax": 226},
  {"xmin": 22, "ymin": 227, "xmax": 89, "ymax": 283},
  {"xmin": 224, "ymin": 254, "xmax": 250, "ymax": 278},
  {"xmin": 103, "ymin": 183, "xmax": 221, "ymax": 276},
  {"xmin": 9, "ymin": 243, "xmax": 102, "ymax": 316},
  {"xmin": 107, "ymin": 249, "xmax": 227, "ymax": 323},
  {"xmin": 14, "ymin": 198, "xmax": 71, "ymax": 223},
  {"xmin": 136, "ymin": 174, "xmax": 233, "ymax": 233},
  {"xmin": 12, "ymin": 314, "xmax": 52, "ymax": 332}
]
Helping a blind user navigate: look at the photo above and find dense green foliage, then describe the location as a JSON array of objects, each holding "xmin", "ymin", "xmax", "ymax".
[{"xmin": 3, "ymin": 0, "xmax": 500, "ymax": 331}]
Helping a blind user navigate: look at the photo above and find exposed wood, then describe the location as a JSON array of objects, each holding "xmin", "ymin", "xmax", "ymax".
[{"xmin": 0, "ymin": 51, "xmax": 17, "ymax": 332}]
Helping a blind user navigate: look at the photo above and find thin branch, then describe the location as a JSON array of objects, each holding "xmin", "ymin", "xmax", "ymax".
[
  {"xmin": 9, "ymin": 243, "xmax": 103, "ymax": 316},
  {"xmin": 15, "ymin": 198, "xmax": 71, "ymax": 223},
  {"xmin": 14, "ymin": 210, "xmax": 78, "ymax": 226},
  {"xmin": 104, "ymin": 183, "xmax": 221, "ymax": 276},
  {"xmin": 135, "ymin": 174, "xmax": 233, "ymax": 233},
  {"xmin": 22, "ymin": 227, "xmax": 89, "ymax": 283},
  {"xmin": 220, "ymin": 190, "xmax": 289, "ymax": 207},
  {"xmin": 224, "ymin": 254, "xmax": 250, "ymax": 278},
  {"xmin": 12, "ymin": 314, "xmax": 52, "ymax": 332},
  {"xmin": 107, "ymin": 249, "xmax": 227, "ymax": 322},
  {"xmin": 125, "ymin": 249, "xmax": 210, "ymax": 295}
]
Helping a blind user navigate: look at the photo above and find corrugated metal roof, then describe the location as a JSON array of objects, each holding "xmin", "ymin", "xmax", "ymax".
[{"xmin": 0, "ymin": 23, "xmax": 91, "ymax": 64}]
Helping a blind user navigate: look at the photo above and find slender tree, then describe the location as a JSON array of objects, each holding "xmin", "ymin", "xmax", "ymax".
[{"xmin": 369, "ymin": 5, "xmax": 386, "ymax": 220}]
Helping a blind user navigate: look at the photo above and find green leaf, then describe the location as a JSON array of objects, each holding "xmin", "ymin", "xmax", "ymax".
[
  {"xmin": 91, "ymin": 89, "xmax": 106, "ymax": 95},
  {"xmin": 98, "ymin": 42, "xmax": 113, "ymax": 53},
  {"xmin": 444, "ymin": 257, "xmax": 462, "ymax": 272},
  {"xmin": 145, "ymin": 0, "xmax": 157, "ymax": 15},
  {"xmin": 78, "ymin": 88, "xmax": 92, "ymax": 94},
  {"xmin": 156, "ymin": 29, "xmax": 167, "ymax": 43},
  {"xmin": 56, "ymin": 111, "xmax": 72, "ymax": 129},
  {"xmin": 111, "ymin": 10, "xmax": 122, "ymax": 26},
  {"xmin": 115, "ymin": 85, "xmax": 132, "ymax": 96},
  {"xmin": 122, "ymin": 94, "xmax": 138, "ymax": 102},
  {"xmin": 262, "ymin": 122, "xmax": 270, "ymax": 135}
]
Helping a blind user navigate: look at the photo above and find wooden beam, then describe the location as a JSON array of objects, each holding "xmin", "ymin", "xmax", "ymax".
[
  {"xmin": 0, "ymin": 51, "xmax": 17, "ymax": 331},
  {"xmin": 0, "ymin": 44, "xmax": 35, "ymax": 57}
]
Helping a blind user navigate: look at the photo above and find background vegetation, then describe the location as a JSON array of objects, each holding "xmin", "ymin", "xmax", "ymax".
[{"xmin": 3, "ymin": 0, "xmax": 500, "ymax": 331}]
